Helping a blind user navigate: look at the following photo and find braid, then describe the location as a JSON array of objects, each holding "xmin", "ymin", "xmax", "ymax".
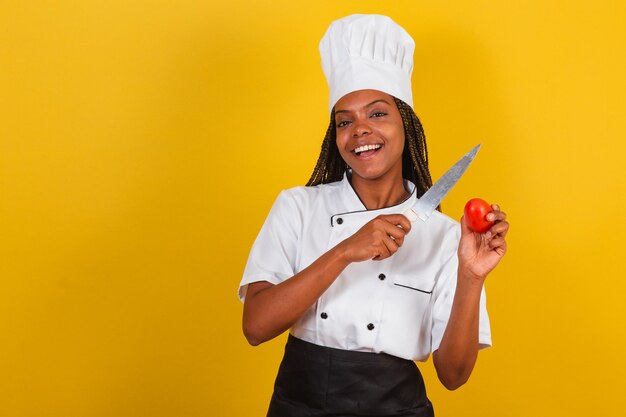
[
  {"xmin": 306, "ymin": 110, "xmax": 347, "ymax": 186},
  {"xmin": 394, "ymin": 97, "xmax": 434, "ymax": 200},
  {"xmin": 307, "ymin": 97, "xmax": 436, "ymax": 210}
]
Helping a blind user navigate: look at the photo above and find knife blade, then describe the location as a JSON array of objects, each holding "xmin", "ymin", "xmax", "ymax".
[{"xmin": 404, "ymin": 144, "xmax": 480, "ymax": 222}]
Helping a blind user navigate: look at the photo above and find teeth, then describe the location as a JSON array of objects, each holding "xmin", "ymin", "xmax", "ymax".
[{"xmin": 354, "ymin": 144, "xmax": 381, "ymax": 154}]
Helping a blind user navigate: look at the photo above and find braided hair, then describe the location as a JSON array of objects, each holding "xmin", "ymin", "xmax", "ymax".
[{"xmin": 306, "ymin": 97, "xmax": 435, "ymax": 201}]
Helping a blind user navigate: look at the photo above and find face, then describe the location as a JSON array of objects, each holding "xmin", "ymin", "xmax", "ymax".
[{"xmin": 334, "ymin": 89, "xmax": 405, "ymax": 183}]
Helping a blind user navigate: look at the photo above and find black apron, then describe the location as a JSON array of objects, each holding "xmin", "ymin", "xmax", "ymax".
[{"xmin": 267, "ymin": 335, "xmax": 434, "ymax": 417}]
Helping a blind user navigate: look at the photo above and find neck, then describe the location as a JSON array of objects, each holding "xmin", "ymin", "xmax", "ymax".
[{"xmin": 350, "ymin": 172, "xmax": 409, "ymax": 210}]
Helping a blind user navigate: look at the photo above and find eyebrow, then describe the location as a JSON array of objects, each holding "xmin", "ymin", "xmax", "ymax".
[{"xmin": 334, "ymin": 99, "xmax": 391, "ymax": 115}]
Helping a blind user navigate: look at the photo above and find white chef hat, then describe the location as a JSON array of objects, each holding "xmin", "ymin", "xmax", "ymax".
[{"xmin": 319, "ymin": 14, "xmax": 415, "ymax": 114}]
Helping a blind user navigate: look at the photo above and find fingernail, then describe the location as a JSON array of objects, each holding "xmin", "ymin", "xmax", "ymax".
[{"xmin": 487, "ymin": 213, "xmax": 495, "ymax": 221}]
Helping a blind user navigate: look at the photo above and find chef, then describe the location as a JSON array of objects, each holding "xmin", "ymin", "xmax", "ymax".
[{"xmin": 239, "ymin": 14, "xmax": 509, "ymax": 417}]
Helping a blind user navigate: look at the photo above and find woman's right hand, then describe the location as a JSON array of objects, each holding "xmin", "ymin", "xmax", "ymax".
[
  {"xmin": 243, "ymin": 213, "xmax": 411, "ymax": 346},
  {"xmin": 335, "ymin": 214, "xmax": 411, "ymax": 262}
]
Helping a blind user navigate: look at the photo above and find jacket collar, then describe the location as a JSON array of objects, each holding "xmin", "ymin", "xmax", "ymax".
[{"xmin": 331, "ymin": 171, "xmax": 418, "ymax": 226}]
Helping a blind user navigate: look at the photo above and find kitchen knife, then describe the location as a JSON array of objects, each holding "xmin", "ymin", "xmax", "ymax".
[{"xmin": 404, "ymin": 144, "xmax": 480, "ymax": 222}]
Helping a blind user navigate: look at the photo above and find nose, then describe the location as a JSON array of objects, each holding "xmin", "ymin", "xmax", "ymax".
[{"xmin": 351, "ymin": 119, "xmax": 371, "ymax": 137}]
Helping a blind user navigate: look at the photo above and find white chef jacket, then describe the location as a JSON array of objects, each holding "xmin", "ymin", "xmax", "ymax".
[{"xmin": 239, "ymin": 174, "xmax": 491, "ymax": 361}]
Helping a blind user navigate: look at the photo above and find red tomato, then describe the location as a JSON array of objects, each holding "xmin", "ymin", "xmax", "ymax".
[{"xmin": 464, "ymin": 198, "xmax": 494, "ymax": 233}]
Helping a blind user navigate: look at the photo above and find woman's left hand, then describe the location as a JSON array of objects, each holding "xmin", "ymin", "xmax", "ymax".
[{"xmin": 457, "ymin": 204, "xmax": 509, "ymax": 281}]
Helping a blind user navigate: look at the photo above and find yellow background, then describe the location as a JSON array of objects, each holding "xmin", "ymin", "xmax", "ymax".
[{"xmin": 1, "ymin": 1, "xmax": 625, "ymax": 416}]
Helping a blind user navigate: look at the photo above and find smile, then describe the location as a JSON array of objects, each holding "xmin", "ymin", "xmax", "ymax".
[{"xmin": 353, "ymin": 143, "xmax": 382, "ymax": 156}]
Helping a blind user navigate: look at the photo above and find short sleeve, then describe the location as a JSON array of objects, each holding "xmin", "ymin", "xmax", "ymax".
[
  {"xmin": 238, "ymin": 190, "xmax": 301, "ymax": 301},
  {"xmin": 430, "ymin": 226, "xmax": 492, "ymax": 352}
]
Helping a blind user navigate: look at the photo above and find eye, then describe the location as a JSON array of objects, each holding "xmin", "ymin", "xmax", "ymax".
[
  {"xmin": 336, "ymin": 120, "xmax": 351, "ymax": 128},
  {"xmin": 371, "ymin": 112, "xmax": 387, "ymax": 118}
]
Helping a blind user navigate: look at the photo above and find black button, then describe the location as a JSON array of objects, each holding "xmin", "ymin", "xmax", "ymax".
[
  {"xmin": 336, "ymin": 217, "xmax": 343, "ymax": 225},
  {"xmin": 321, "ymin": 312, "xmax": 328, "ymax": 319},
  {"xmin": 378, "ymin": 273, "xmax": 386, "ymax": 280},
  {"xmin": 367, "ymin": 323, "xmax": 375, "ymax": 331}
]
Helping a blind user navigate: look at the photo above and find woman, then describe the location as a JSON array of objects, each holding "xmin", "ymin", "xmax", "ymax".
[{"xmin": 239, "ymin": 14, "xmax": 509, "ymax": 417}]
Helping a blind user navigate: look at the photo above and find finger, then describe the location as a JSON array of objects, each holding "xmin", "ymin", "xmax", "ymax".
[
  {"xmin": 489, "ymin": 220, "xmax": 509, "ymax": 238},
  {"xmin": 373, "ymin": 240, "xmax": 394, "ymax": 261},
  {"xmin": 393, "ymin": 235, "xmax": 405, "ymax": 247},
  {"xmin": 381, "ymin": 235, "xmax": 399, "ymax": 257},
  {"xmin": 379, "ymin": 214, "xmax": 412, "ymax": 233},
  {"xmin": 386, "ymin": 234, "xmax": 406, "ymax": 249},
  {"xmin": 488, "ymin": 237, "xmax": 507, "ymax": 252},
  {"xmin": 384, "ymin": 222, "xmax": 408, "ymax": 240},
  {"xmin": 488, "ymin": 236, "xmax": 506, "ymax": 247},
  {"xmin": 459, "ymin": 215, "xmax": 474, "ymax": 237},
  {"xmin": 395, "ymin": 215, "xmax": 412, "ymax": 233},
  {"xmin": 373, "ymin": 218, "xmax": 407, "ymax": 240},
  {"xmin": 486, "ymin": 208, "xmax": 507, "ymax": 223}
]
